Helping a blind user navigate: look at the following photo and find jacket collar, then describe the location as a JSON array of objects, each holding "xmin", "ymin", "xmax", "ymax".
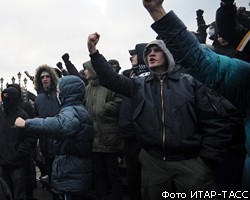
[{"xmin": 145, "ymin": 65, "xmax": 181, "ymax": 82}]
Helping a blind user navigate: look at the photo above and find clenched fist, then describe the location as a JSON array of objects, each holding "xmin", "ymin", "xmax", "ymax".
[
  {"xmin": 14, "ymin": 117, "xmax": 26, "ymax": 128},
  {"xmin": 143, "ymin": 0, "xmax": 164, "ymax": 11},
  {"xmin": 142, "ymin": 0, "xmax": 166, "ymax": 21},
  {"xmin": 87, "ymin": 32, "xmax": 100, "ymax": 54}
]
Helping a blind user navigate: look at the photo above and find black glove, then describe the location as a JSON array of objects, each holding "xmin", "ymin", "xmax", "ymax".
[
  {"xmin": 62, "ymin": 53, "xmax": 70, "ymax": 63},
  {"xmin": 196, "ymin": 9, "xmax": 204, "ymax": 17},
  {"xmin": 221, "ymin": 0, "xmax": 234, "ymax": 5},
  {"xmin": 56, "ymin": 62, "xmax": 63, "ymax": 70}
]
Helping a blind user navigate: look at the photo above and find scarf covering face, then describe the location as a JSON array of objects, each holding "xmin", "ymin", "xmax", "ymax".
[{"xmin": 2, "ymin": 87, "xmax": 20, "ymax": 116}]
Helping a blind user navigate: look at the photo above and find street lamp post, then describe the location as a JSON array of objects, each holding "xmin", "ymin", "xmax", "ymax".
[
  {"xmin": 0, "ymin": 77, "xmax": 3, "ymax": 103},
  {"xmin": 17, "ymin": 72, "xmax": 21, "ymax": 85},
  {"xmin": 22, "ymin": 77, "xmax": 29, "ymax": 102},
  {"xmin": 11, "ymin": 76, "xmax": 16, "ymax": 84},
  {"xmin": 23, "ymin": 77, "xmax": 27, "ymax": 88},
  {"xmin": 0, "ymin": 77, "xmax": 3, "ymax": 92}
]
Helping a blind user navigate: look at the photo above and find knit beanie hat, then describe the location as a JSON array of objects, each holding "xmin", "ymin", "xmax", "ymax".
[{"xmin": 108, "ymin": 59, "xmax": 121, "ymax": 73}]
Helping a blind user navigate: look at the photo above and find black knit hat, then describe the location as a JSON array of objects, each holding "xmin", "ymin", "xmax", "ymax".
[{"xmin": 108, "ymin": 59, "xmax": 121, "ymax": 73}]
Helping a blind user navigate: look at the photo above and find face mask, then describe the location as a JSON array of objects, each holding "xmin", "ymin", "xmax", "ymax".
[
  {"xmin": 3, "ymin": 95, "xmax": 12, "ymax": 111},
  {"xmin": 2, "ymin": 88, "xmax": 19, "ymax": 115},
  {"xmin": 217, "ymin": 37, "xmax": 229, "ymax": 46}
]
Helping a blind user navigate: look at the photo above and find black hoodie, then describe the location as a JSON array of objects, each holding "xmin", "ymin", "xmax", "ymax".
[{"xmin": 0, "ymin": 87, "xmax": 36, "ymax": 168}]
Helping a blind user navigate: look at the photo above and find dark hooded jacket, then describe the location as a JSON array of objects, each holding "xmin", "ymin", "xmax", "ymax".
[
  {"xmin": 33, "ymin": 64, "xmax": 60, "ymax": 159},
  {"xmin": 7, "ymin": 83, "xmax": 36, "ymax": 103},
  {"xmin": 7, "ymin": 83, "xmax": 36, "ymax": 118},
  {"xmin": 150, "ymin": 10, "xmax": 250, "ymax": 189},
  {"xmin": 90, "ymin": 40, "xmax": 232, "ymax": 168},
  {"xmin": 25, "ymin": 75, "xmax": 94, "ymax": 194},
  {"xmin": 0, "ymin": 87, "xmax": 36, "ymax": 168}
]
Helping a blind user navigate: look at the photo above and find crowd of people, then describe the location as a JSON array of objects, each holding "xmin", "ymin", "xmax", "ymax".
[{"xmin": 0, "ymin": 0, "xmax": 250, "ymax": 200}]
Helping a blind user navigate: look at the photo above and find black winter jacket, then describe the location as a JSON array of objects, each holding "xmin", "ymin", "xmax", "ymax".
[
  {"xmin": 90, "ymin": 51, "xmax": 232, "ymax": 167},
  {"xmin": 0, "ymin": 108, "xmax": 36, "ymax": 168},
  {"xmin": 34, "ymin": 65, "xmax": 60, "ymax": 159},
  {"xmin": 0, "ymin": 87, "xmax": 36, "ymax": 168}
]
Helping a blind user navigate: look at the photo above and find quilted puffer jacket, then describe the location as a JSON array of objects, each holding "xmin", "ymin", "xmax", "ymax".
[{"xmin": 25, "ymin": 75, "xmax": 94, "ymax": 194}]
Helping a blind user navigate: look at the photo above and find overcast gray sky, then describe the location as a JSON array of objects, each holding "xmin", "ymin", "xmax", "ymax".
[{"xmin": 0, "ymin": 0, "xmax": 249, "ymax": 92}]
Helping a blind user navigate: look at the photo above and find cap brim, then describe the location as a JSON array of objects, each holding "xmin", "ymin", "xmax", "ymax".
[{"xmin": 129, "ymin": 49, "xmax": 136, "ymax": 56}]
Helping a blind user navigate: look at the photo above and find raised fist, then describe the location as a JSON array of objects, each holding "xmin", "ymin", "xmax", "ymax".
[
  {"xmin": 196, "ymin": 9, "xmax": 204, "ymax": 17},
  {"xmin": 221, "ymin": 0, "xmax": 234, "ymax": 5},
  {"xmin": 62, "ymin": 53, "xmax": 70, "ymax": 62},
  {"xmin": 56, "ymin": 62, "xmax": 63, "ymax": 70},
  {"xmin": 87, "ymin": 32, "xmax": 100, "ymax": 54},
  {"xmin": 143, "ymin": 0, "xmax": 164, "ymax": 11}
]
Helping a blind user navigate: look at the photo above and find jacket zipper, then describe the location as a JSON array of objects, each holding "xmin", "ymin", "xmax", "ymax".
[{"xmin": 160, "ymin": 78, "xmax": 167, "ymax": 160}]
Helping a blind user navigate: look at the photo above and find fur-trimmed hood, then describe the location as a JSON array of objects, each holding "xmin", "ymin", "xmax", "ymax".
[{"xmin": 34, "ymin": 65, "xmax": 58, "ymax": 92}]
